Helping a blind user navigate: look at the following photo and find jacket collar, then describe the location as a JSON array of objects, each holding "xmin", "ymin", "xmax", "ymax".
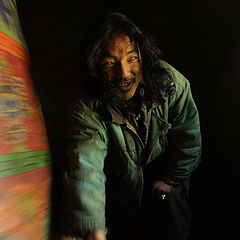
[
  {"xmin": 106, "ymin": 84, "xmax": 164, "ymax": 124},
  {"xmin": 106, "ymin": 101, "xmax": 162, "ymax": 125},
  {"xmin": 106, "ymin": 105, "xmax": 126, "ymax": 125}
]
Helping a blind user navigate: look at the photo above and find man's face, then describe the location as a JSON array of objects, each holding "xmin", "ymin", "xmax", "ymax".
[{"xmin": 98, "ymin": 30, "xmax": 142, "ymax": 101}]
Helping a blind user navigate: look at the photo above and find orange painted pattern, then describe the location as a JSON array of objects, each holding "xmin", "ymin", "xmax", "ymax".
[
  {"xmin": 0, "ymin": 167, "xmax": 51, "ymax": 239},
  {"xmin": 0, "ymin": 3, "xmax": 51, "ymax": 239},
  {"xmin": 0, "ymin": 31, "xmax": 30, "ymax": 66},
  {"xmin": 0, "ymin": 48, "xmax": 49, "ymax": 155}
]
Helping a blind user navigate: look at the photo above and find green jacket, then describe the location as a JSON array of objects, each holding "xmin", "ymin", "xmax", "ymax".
[{"xmin": 62, "ymin": 61, "xmax": 201, "ymax": 236}]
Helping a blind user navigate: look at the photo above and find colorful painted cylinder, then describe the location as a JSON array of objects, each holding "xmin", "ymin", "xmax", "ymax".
[{"xmin": 0, "ymin": 0, "xmax": 51, "ymax": 239}]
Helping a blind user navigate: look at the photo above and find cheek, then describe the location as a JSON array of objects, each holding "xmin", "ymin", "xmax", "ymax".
[
  {"xmin": 131, "ymin": 63, "xmax": 141, "ymax": 76},
  {"xmin": 102, "ymin": 69, "xmax": 114, "ymax": 82}
]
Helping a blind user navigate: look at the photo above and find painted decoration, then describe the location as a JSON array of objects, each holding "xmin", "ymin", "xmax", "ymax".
[{"xmin": 0, "ymin": 1, "xmax": 51, "ymax": 239}]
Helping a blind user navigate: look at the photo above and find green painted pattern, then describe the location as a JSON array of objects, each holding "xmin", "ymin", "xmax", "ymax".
[
  {"xmin": 0, "ymin": 0, "xmax": 28, "ymax": 51},
  {"xmin": 0, "ymin": 149, "xmax": 51, "ymax": 178}
]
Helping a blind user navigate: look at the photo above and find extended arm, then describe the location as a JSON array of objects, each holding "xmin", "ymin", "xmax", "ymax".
[{"xmin": 62, "ymin": 100, "xmax": 108, "ymax": 239}]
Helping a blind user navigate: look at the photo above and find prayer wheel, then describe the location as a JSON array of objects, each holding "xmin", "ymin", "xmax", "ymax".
[{"xmin": 0, "ymin": 0, "xmax": 51, "ymax": 239}]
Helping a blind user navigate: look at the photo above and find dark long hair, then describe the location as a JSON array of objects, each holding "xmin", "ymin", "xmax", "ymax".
[{"xmin": 81, "ymin": 12, "xmax": 175, "ymax": 106}]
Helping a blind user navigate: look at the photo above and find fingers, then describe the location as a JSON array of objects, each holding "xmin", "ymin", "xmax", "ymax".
[{"xmin": 152, "ymin": 180, "xmax": 173, "ymax": 194}]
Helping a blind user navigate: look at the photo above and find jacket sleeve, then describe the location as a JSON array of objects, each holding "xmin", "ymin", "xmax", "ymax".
[
  {"xmin": 161, "ymin": 63, "xmax": 202, "ymax": 182},
  {"xmin": 62, "ymin": 100, "xmax": 108, "ymax": 237}
]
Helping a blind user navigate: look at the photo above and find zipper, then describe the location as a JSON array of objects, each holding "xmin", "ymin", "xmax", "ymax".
[
  {"xmin": 125, "ymin": 119, "xmax": 145, "ymax": 150},
  {"xmin": 124, "ymin": 119, "xmax": 145, "ymax": 205}
]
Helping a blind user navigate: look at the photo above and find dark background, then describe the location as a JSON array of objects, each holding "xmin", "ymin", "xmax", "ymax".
[{"xmin": 17, "ymin": 0, "xmax": 240, "ymax": 239}]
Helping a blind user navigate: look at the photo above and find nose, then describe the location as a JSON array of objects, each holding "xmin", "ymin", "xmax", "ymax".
[{"xmin": 117, "ymin": 62, "xmax": 130, "ymax": 79}]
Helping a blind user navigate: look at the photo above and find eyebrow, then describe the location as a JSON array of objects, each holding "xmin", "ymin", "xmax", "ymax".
[
  {"xmin": 127, "ymin": 48, "xmax": 137, "ymax": 54},
  {"xmin": 99, "ymin": 43, "xmax": 139, "ymax": 62},
  {"xmin": 102, "ymin": 49, "xmax": 138, "ymax": 59}
]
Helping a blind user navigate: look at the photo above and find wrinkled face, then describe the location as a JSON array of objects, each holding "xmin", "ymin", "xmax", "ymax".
[{"xmin": 98, "ymin": 30, "xmax": 142, "ymax": 101}]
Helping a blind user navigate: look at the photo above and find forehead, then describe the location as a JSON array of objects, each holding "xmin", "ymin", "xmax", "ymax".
[{"xmin": 102, "ymin": 30, "xmax": 137, "ymax": 55}]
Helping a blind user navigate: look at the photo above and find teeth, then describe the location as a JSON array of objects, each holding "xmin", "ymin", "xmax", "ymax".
[{"xmin": 120, "ymin": 82, "xmax": 130, "ymax": 87}]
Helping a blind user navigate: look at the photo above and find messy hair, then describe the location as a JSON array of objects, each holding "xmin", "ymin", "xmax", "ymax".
[{"xmin": 82, "ymin": 12, "xmax": 175, "ymax": 106}]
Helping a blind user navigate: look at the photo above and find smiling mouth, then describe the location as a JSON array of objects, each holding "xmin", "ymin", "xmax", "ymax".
[
  {"xmin": 118, "ymin": 81, "xmax": 133, "ymax": 91},
  {"xmin": 119, "ymin": 82, "xmax": 131, "ymax": 87}
]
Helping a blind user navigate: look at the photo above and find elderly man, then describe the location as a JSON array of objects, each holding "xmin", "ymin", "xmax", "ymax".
[{"xmin": 61, "ymin": 12, "xmax": 201, "ymax": 240}]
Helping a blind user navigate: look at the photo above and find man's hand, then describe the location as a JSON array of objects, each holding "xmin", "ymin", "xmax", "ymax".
[
  {"xmin": 152, "ymin": 180, "xmax": 173, "ymax": 194},
  {"xmin": 83, "ymin": 229, "xmax": 106, "ymax": 240}
]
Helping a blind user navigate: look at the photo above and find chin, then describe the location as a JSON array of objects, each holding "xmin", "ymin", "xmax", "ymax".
[{"xmin": 122, "ymin": 94, "xmax": 133, "ymax": 101}]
